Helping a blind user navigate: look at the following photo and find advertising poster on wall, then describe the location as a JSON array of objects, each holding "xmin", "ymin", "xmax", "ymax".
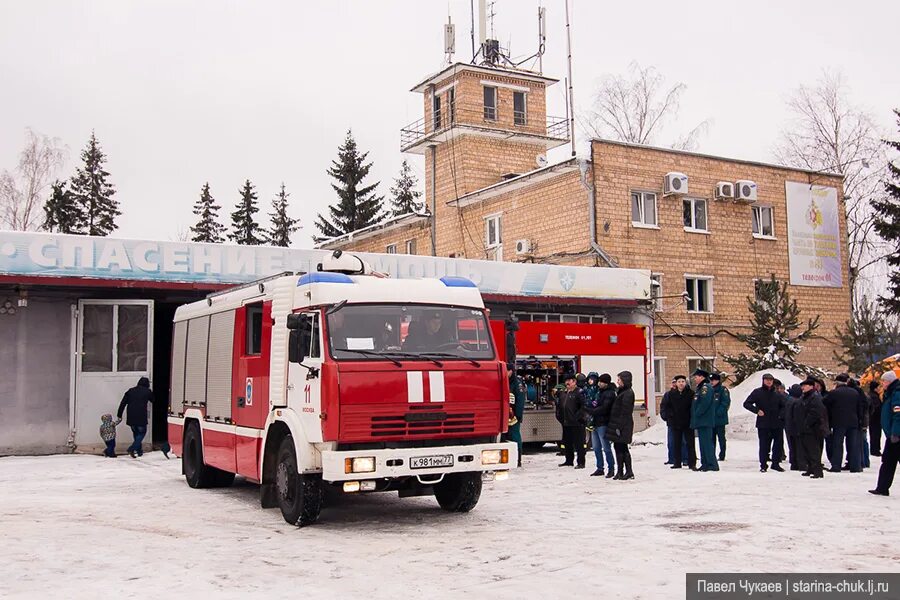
[{"xmin": 784, "ymin": 182, "xmax": 842, "ymax": 288}]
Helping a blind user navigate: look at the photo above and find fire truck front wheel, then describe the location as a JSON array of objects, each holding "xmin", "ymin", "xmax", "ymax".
[
  {"xmin": 275, "ymin": 435, "xmax": 322, "ymax": 527},
  {"xmin": 433, "ymin": 472, "xmax": 482, "ymax": 513},
  {"xmin": 183, "ymin": 421, "xmax": 235, "ymax": 489}
]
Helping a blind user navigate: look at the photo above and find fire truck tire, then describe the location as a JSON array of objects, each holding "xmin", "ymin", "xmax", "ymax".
[
  {"xmin": 183, "ymin": 421, "xmax": 234, "ymax": 489},
  {"xmin": 433, "ymin": 472, "xmax": 482, "ymax": 512},
  {"xmin": 275, "ymin": 435, "xmax": 322, "ymax": 527}
]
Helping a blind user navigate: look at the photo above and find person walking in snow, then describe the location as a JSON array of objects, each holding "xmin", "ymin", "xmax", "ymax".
[
  {"xmin": 507, "ymin": 372, "xmax": 526, "ymax": 467},
  {"xmin": 606, "ymin": 371, "xmax": 636, "ymax": 480},
  {"xmin": 710, "ymin": 372, "xmax": 730, "ymax": 461},
  {"xmin": 743, "ymin": 373, "xmax": 786, "ymax": 472},
  {"xmin": 99, "ymin": 413, "xmax": 122, "ymax": 458},
  {"xmin": 690, "ymin": 369, "xmax": 718, "ymax": 472},
  {"xmin": 668, "ymin": 375, "xmax": 697, "ymax": 470},
  {"xmin": 798, "ymin": 378, "xmax": 827, "ymax": 478},
  {"xmin": 587, "ymin": 373, "xmax": 617, "ymax": 477},
  {"xmin": 870, "ymin": 370, "xmax": 900, "ymax": 496},
  {"xmin": 117, "ymin": 376, "xmax": 154, "ymax": 458},
  {"xmin": 558, "ymin": 374, "xmax": 587, "ymax": 469}
]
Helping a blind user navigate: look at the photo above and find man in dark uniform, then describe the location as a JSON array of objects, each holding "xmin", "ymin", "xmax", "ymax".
[
  {"xmin": 507, "ymin": 372, "xmax": 526, "ymax": 467},
  {"xmin": 690, "ymin": 369, "xmax": 718, "ymax": 472},
  {"xmin": 710, "ymin": 372, "xmax": 731, "ymax": 461},
  {"xmin": 117, "ymin": 376, "xmax": 154, "ymax": 458},
  {"xmin": 558, "ymin": 373, "xmax": 587, "ymax": 469}
]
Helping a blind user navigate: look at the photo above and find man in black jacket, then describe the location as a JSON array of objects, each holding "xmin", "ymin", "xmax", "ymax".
[
  {"xmin": 117, "ymin": 376, "xmax": 154, "ymax": 458},
  {"xmin": 668, "ymin": 375, "xmax": 697, "ymax": 470},
  {"xmin": 743, "ymin": 373, "xmax": 786, "ymax": 472},
  {"xmin": 869, "ymin": 380, "xmax": 883, "ymax": 457},
  {"xmin": 798, "ymin": 378, "xmax": 828, "ymax": 478},
  {"xmin": 784, "ymin": 384, "xmax": 805, "ymax": 471},
  {"xmin": 558, "ymin": 374, "xmax": 587, "ymax": 469},
  {"xmin": 823, "ymin": 373, "xmax": 863, "ymax": 473}
]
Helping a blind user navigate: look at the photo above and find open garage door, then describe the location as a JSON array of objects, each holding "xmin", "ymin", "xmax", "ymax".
[{"xmin": 72, "ymin": 300, "xmax": 154, "ymax": 451}]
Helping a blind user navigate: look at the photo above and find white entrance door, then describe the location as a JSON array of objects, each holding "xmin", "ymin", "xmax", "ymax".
[{"xmin": 74, "ymin": 300, "xmax": 154, "ymax": 450}]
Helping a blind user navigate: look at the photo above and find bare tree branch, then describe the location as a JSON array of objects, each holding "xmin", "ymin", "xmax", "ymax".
[
  {"xmin": 580, "ymin": 62, "xmax": 709, "ymax": 149},
  {"xmin": 0, "ymin": 128, "xmax": 67, "ymax": 231},
  {"xmin": 773, "ymin": 70, "xmax": 888, "ymax": 308}
]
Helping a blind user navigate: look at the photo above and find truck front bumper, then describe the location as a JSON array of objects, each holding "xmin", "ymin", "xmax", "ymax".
[{"xmin": 320, "ymin": 441, "xmax": 518, "ymax": 482}]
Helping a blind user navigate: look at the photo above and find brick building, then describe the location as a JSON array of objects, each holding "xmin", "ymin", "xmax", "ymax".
[{"xmin": 319, "ymin": 61, "xmax": 851, "ymax": 403}]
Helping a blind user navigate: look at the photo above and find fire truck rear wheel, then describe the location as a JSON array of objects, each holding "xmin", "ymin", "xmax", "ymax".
[
  {"xmin": 183, "ymin": 421, "xmax": 235, "ymax": 489},
  {"xmin": 275, "ymin": 435, "xmax": 322, "ymax": 527},
  {"xmin": 433, "ymin": 472, "xmax": 482, "ymax": 512}
]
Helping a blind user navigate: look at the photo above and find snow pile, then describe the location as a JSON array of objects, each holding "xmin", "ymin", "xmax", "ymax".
[
  {"xmin": 634, "ymin": 369, "xmax": 802, "ymax": 444},
  {"xmin": 726, "ymin": 369, "xmax": 801, "ymax": 440}
]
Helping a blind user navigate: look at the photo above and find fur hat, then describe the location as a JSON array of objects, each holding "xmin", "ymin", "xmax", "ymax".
[{"xmin": 598, "ymin": 373, "xmax": 612, "ymax": 384}]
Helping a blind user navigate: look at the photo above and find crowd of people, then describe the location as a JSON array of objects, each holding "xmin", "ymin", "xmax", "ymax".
[{"xmin": 510, "ymin": 365, "xmax": 900, "ymax": 496}]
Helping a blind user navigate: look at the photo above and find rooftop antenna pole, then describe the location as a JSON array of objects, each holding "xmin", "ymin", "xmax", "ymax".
[
  {"xmin": 537, "ymin": 5, "xmax": 546, "ymax": 73},
  {"xmin": 444, "ymin": 15, "xmax": 456, "ymax": 65},
  {"xmin": 470, "ymin": 0, "xmax": 476, "ymax": 62},
  {"xmin": 564, "ymin": 0, "xmax": 576, "ymax": 157}
]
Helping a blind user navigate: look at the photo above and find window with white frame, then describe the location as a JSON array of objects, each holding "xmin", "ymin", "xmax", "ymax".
[
  {"xmin": 752, "ymin": 205, "xmax": 775, "ymax": 238},
  {"xmin": 650, "ymin": 273, "xmax": 663, "ymax": 311},
  {"xmin": 386, "ymin": 244, "xmax": 397, "ymax": 254},
  {"xmin": 485, "ymin": 215, "xmax": 501, "ymax": 247},
  {"xmin": 432, "ymin": 94, "xmax": 442, "ymax": 130},
  {"xmin": 653, "ymin": 357, "xmax": 666, "ymax": 394},
  {"xmin": 483, "ymin": 86, "xmax": 497, "ymax": 120},
  {"xmin": 405, "ymin": 239, "xmax": 416, "ymax": 255},
  {"xmin": 513, "ymin": 91, "xmax": 527, "ymax": 125},
  {"xmin": 685, "ymin": 276, "xmax": 713, "ymax": 313},
  {"xmin": 682, "ymin": 197, "xmax": 708, "ymax": 232},
  {"xmin": 631, "ymin": 191, "xmax": 658, "ymax": 227}
]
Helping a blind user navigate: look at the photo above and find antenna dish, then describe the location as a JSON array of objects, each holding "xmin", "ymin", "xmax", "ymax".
[{"xmin": 536, "ymin": 154, "xmax": 548, "ymax": 168}]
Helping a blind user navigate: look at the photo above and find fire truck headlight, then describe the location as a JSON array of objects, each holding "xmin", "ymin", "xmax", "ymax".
[
  {"xmin": 345, "ymin": 456, "xmax": 376, "ymax": 474},
  {"xmin": 481, "ymin": 449, "xmax": 508, "ymax": 465}
]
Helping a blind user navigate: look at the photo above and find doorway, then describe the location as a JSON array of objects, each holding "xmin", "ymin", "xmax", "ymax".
[{"xmin": 73, "ymin": 300, "xmax": 153, "ymax": 450}]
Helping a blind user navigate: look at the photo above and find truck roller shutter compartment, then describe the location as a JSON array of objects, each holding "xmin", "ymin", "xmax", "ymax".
[
  {"xmin": 206, "ymin": 311, "xmax": 235, "ymax": 420},
  {"xmin": 170, "ymin": 320, "xmax": 188, "ymax": 415},
  {"xmin": 184, "ymin": 316, "xmax": 210, "ymax": 407}
]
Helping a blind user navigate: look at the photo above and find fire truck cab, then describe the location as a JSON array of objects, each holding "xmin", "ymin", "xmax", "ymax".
[{"xmin": 167, "ymin": 251, "xmax": 515, "ymax": 526}]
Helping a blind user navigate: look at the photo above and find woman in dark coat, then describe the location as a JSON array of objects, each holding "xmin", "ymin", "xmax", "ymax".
[{"xmin": 605, "ymin": 370, "xmax": 635, "ymax": 480}]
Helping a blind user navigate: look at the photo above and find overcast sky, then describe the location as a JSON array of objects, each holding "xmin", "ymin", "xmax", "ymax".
[{"xmin": 2, "ymin": 0, "xmax": 898, "ymax": 248}]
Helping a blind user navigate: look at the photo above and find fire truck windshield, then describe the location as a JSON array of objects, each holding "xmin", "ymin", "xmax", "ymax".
[{"xmin": 327, "ymin": 304, "xmax": 495, "ymax": 361}]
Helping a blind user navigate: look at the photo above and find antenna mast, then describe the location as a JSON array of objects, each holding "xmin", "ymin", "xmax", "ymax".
[
  {"xmin": 564, "ymin": 0, "xmax": 576, "ymax": 156},
  {"xmin": 444, "ymin": 15, "xmax": 455, "ymax": 65}
]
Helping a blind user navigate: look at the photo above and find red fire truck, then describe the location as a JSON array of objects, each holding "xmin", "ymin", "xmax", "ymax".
[{"xmin": 167, "ymin": 252, "xmax": 515, "ymax": 527}]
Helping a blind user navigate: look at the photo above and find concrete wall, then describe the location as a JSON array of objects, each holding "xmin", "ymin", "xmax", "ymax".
[{"xmin": 0, "ymin": 297, "xmax": 72, "ymax": 455}]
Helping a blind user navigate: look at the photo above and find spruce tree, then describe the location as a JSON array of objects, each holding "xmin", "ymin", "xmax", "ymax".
[
  {"xmin": 833, "ymin": 296, "xmax": 900, "ymax": 374},
  {"xmin": 42, "ymin": 180, "xmax": 82, "ymax": 234},
  {"xmin": 388, "ymin": 159, "xmax": 424, "ymax": 217},
  {"xmin": 315, "ymin": 130, "xmax": 384, "ymax": 239},
  {"xmin": 190, "ymin": 182, "xmax": 225, "ymax": 243},
  {"xmin": 229, "ymin": 179, "xmax": 263, "ymax": 245},
  {"xmin": 69, "ymin": 131, "xmax": 119, "ymax": 236},
  {"xmin": 266, "ymin": 183, "xmax": 300, "ymax": 247},
  {"xmin": 722, "ymin": 274, "xmax": 825, "ymax": 382},
  {"xmin": 873, "ymin": 108, "xmax": 900, "ymax": 316}
]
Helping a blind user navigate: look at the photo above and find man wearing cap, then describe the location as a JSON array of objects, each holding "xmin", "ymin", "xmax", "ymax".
[
  {"xmin": 823, "ymin": 373, "xmax": 863, "ymax": 473},
  {"xmin": 798, "ymin": 377, "xmax": 828, "ymax": 478},
  {"xmin": 743, "ymin": 373, "xmax": 786, "ymax": 472},
  {"xmin": 558, "ymin": 373, "xmax": 587, "ymax": 469},
  {"xmin": 669, "ymin": 375, "xmax": 697, "ymax": 470},
  {"xmin": 870, "ymin": 370, "xmax": 900, "ymax": 496},
  {"xmin": 710, "ymin": 373, "xmax": 731, "ymax": 462},
  {"xmin": 403, "ymin": 310, "xmax": 454, "ymax": 351},
  {"xmin": 690, "ymin": 369, "xmax": 718, "ymax": 472}
]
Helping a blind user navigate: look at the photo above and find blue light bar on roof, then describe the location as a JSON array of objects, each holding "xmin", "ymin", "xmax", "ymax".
[
  {"xmin": 298, "ymin": 272, "xmax": 354, "ymax": 286},
  {"xmin": 440, "ymin": 276, "xmax": 477, "ymax": 288}
]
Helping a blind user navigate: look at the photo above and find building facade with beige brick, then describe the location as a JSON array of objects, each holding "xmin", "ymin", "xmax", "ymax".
[{"xmin": 319, "ymin": 62, "xmax": 851, "ymax": 403}]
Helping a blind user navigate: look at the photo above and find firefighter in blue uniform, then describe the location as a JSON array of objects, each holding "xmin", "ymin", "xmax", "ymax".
[{"xmin": 690, "ymin": 369, "xmax": 719, "ymax": 472}]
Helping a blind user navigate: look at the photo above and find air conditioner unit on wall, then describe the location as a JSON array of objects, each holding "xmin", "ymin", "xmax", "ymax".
[
  {"xmin": 664, "ymin": 172, "xmax": 689, "ymax": 196},
  {"xmin": 515, "ymin": 239, "xmax": 533, "ymax": 255},
  {"xmin": 735, "ymin": 180, "xmax": 758, "ymax": 203},
  {"xmin": 715, "ymin": 181, "xmax": 734, "ymax": 201}
]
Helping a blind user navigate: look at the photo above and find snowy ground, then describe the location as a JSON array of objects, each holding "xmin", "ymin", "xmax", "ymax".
[{"xmin": 1, "ymin": 437, "xmax": 896, "ymax": 600}]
